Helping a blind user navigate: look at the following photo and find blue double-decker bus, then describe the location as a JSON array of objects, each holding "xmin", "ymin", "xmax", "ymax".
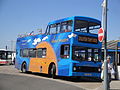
[{"xmin": 15, "ymin": 16, "xmax": 102, "ymax": 80}]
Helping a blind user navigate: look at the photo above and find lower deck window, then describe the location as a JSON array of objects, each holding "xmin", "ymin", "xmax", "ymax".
[
  {"xmin": 60, "ymin": 45, "xmax": 70, "ymax": 58},
  {"xmin": 37, "ymin": 48, "xmax": 46, "ymax": 58},
  {"xmin": 29, "ymin": 48, "xmax": 37, "ymax": 57},
  {"xmin": 0, "ymin": 51, "xmax": 12, "ymax": 60},
  {"xmin": 20, "ymin": 48, "xmax": 46, "ymax": 58},
  {"xmin": 0, "ymin": 52, "xmax": 7, "ymax": 59},
  {"xmin": 20, "ymin": 49, "xmax": 29, "ymax": 57}
]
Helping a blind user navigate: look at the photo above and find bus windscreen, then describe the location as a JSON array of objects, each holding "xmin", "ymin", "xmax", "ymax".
[{"xmin": 74, "ymin": 20, "xmax": 101, "ymax": 34}]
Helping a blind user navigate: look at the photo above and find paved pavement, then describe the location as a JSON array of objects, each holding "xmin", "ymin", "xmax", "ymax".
[{"xmin": 0, "ymin": 65, "xmax": 120, "ymax": 90}]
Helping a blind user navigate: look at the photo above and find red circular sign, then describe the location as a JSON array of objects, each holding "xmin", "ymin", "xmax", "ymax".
[{"xmin": 98, "ymin": 28, "xmax": 104, "ymax": 42}]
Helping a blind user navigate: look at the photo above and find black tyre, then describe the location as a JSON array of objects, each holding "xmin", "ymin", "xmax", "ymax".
[
  {"xmin": 21, "ymin": 62, "xmax": 27, "ymax": 73},
  {"xmin": 49, "ymin": 64, "xmax": 56, "ymax": 78}
]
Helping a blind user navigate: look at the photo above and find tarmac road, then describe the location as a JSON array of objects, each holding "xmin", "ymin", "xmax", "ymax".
[
  {"xmin": 0, "ymin": 65, "xmax": 86, "ymax": 90},
  {"xmin": 0, "ymin": 73, "xmax": 83, "ymax": 90},
  {"xmin": 0, "ymin": 65, "xmax": 120, "ymax": 90}
]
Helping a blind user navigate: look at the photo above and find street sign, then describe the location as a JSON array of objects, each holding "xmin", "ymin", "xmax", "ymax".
[{"xmin": 98, "ymin": 28, "xmax": 104, "ymax": 42}]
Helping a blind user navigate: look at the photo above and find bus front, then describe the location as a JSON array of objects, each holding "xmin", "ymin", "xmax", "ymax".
[
  {"xmin": 71, "ymin": 16, "xmax": 102, "ymax": 80},
  {"xmin": 0, "ymin": 50, "xmax": 12, "ymax": 65}
]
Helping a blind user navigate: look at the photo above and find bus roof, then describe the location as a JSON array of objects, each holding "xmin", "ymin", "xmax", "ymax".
[
  {"xmin": 48, "ymin": 16, "xmax": 101, "ymax": 25},
  {"xmin": 0, "ymin": 49, "xmax": 14, "ymax": 52},
  {"xmin": 0, "ymin": 49, "xmax": 6, "ymax": 51}
]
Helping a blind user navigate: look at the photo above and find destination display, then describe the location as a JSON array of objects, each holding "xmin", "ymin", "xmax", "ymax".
[{"xmin": 78, "ymin": 35, "xmax": 98, "ymax": 44}]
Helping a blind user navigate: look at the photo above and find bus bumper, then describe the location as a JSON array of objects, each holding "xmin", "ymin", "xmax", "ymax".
[
  {"xmin": 72, "ymin": 72, "xmax": 101, "ymax": 78},
  {"xmin": 0, "ymin": 61, "xmax": 9, "ymax": 64}
]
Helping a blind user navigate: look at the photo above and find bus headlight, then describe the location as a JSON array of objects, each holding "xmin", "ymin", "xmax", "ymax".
[
  {"xmin": 98, "ymin": 68, "xmax": 101, "ymax": 72},
  {"xmin": 73, "ymin": 66, "xmax": 81, "ymax": 72},
  {"xmin": 73, "ymin": 67, "xmax": 77, "ymax": 71}
]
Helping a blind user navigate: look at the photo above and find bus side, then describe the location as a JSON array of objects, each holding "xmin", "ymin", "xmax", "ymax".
[{"xmin": 15, "ymin": 32, "xmax": 72, "ymax": 76}]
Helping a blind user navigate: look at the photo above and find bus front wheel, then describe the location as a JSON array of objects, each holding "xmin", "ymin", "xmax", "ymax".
[{"xmin": 21, "ymin": 62, "xmax": 27, "ymax": 73}]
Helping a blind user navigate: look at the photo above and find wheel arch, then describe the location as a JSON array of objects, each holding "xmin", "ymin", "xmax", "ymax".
[
  {"xmin": 48, "ymin": 62, "xmax": 56, "ymax": 74},
  {"xmin": 21, "ymin": 61, "xmax": 27, "ymax": 71}
]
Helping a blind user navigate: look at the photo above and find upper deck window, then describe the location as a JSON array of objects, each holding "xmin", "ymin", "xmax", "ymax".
[
  {"xmin": 49, "ymin": 24, "xmax": 57, "ymax": 34},
  {"xmin": 48, "ymin": 24, "xmax": 60, "ymax": 35},
  {"xmin": 47, "ymin": 20, "xmax": 73, "ymax": 35},
  {"xmin": 61, "ymin": 21, "xmax": 72, "ymax": 33},
  {"xmin": 75, "ymin": 20, "xmax": 101, "ymax": 34}
]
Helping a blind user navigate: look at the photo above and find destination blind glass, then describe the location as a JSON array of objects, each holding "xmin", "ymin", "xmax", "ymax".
[{"xmin": 78, "ymin": 35, "xmax": 98, "ymax": 44}]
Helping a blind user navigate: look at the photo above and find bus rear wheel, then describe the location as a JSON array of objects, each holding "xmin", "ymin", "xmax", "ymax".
[
  {"xmin": 49, "ymin": 64, "xmax": 56, "ymax": 78},
  {"xmin": 21, "ymin": 62, "xmax": 27, "ymax": 73}
]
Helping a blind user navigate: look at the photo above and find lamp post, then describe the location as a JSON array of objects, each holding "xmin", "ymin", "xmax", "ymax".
[
  {"xmin": 115, "ymin": 42, "xmax": 119, "ymax": 80},
  {"xmin": 102, "ymin": 0, "xmax": 109, "ymax": 90}
]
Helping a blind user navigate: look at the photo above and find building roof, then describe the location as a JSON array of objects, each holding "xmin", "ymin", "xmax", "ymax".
[{"xmin": 102, "ymin": 40, "xmax": 120, "ymax": 50}]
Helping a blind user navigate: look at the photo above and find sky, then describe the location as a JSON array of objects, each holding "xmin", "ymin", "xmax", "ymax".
[{"xmin": 0, "ymin": 0, "xmax": 120, "ymax": 50}]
